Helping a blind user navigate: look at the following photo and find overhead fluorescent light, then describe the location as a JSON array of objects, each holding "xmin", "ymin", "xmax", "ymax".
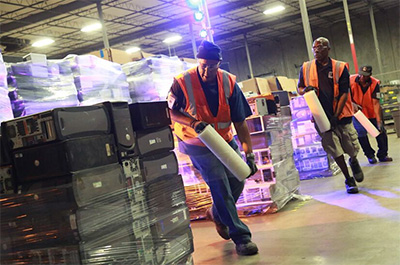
[
  {"xmin": 81, "ymin": 22, "xmax": 102, "ymax": 32},
  {"xmin": 263, "ymin": 5, "xmax": 285, "ymax": 15},
  {"xmin": 163, "ymin": 35, "xmax": 182, "ymax": 44},
  {"xmin": 126, "ymin": 47, "xmax": 141, "ymax": 54},
  {"xmin": 32, "ymin": 38, "xmax": 54, "ymax": 47}
]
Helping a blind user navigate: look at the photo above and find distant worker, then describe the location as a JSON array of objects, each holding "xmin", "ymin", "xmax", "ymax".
[
  {"xmin": 167, "ymin": 40, "xmax": 258, "ymax": 256},
  {"xmin": 297, "ymin": 37, "xmax": 364, "ymax": 194},
  {"xmin": 350, "ymin": 65, "xmax": 393, "ymax": 164}
]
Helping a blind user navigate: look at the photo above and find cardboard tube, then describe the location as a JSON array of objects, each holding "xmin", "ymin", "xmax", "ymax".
[
  {"xmin": 303, "ymin": 90, "xmax": 331, "ymax": 133},
  {"xmin": 197, "ymin": 125, "xmax": 251, "ymax": 181},
  {"xmin": 354, "ymin": 110, "xmax": 380, "ymax": 138}
]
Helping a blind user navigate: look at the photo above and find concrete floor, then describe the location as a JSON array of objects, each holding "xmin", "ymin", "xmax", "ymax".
[{"xmin": 190, "ymin": 134, "xmax": 400, "ymax": 265}]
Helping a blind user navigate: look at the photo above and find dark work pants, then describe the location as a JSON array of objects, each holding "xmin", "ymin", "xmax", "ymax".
[
  {"xmin": 353, "ymin": 117, "xmax": 389, "ymax": 159},
  {"xmin": 189, "ymin": 147, "xmax": 251, "ymax": 245}
]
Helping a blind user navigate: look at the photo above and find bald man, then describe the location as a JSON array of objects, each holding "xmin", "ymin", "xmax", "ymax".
[{"xmin": 297, "ymin": 37, "xmax": 364, "ymax": 194}]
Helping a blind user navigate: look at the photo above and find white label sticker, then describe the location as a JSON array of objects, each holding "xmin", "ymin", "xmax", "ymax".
[
  {"xmin": 167, "ymin": 92, "xmax": 177, "ymax": 109},
  {"xmin": 149, "ymin": 139, "xmax": 156, "ymax": 145},
  {"xmin": 161, "ymin": 164, "xmax": 168, "ymax": 169},
  {"xmin": 93, "ymin": 181, "xmax": 103, "ymax": 188}
]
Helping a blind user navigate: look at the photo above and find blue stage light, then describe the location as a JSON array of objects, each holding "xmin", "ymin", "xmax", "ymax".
[
  {"xmin": 194, "ymin": 10, "xmax": 204, "ymax": 21},
  {"xmin": 186, "ymin": 0, "xmax": 201, "ymax": 9},
  {"xmin": 199, "ymin": 29, "xmax": 207, "ymax": 38}
]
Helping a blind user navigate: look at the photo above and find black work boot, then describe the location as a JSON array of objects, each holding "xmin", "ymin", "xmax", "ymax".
[
  {"xmin": 206, "ymin": 207, "xmax": 230, "ymax": 240},
  {"xmin": 349, "ymin": 158, "xmax": 364, "ymax": 182},
  {"xmin": 236, "ymin": 241, "xmax": 259, "ymax": 256},
  {"xmin": 345, "ymin": 178, "xmax": 359, "ymax": 194}
]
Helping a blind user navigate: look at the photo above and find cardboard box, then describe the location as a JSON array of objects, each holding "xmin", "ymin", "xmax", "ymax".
[
  {"xmin": 266, "ymin": 77, "xmax": 279, "ymax": 91},
  {"xmin": 265, "ymin": 76, "xmax": 298, "ymax": 92},
  {"xmin": 89, "ymin": 48, "xmax": 154, "ymax": 64},
  {"xmin": 239, "ymin": 78, "xmax": 272, "ymax": 95},
  {"xmin": 22, "ymin": 53, "xmax": 47, "ymax": 65}
]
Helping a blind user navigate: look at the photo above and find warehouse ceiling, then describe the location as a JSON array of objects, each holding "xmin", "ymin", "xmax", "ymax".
[{"xmin": 0, "ymin": 0, "xmax": 399, "ymax": 59}]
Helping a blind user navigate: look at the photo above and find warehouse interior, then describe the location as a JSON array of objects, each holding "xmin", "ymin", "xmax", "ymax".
[{"xmin": 0, "ymin": 0, "xmax": 400, "ymax": 264}]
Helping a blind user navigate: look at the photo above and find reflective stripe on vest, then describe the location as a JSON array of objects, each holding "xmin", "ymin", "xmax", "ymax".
[
  {"xmin": 302, "ymin": 59, "xmax": 353, "ymax": 119},
  {"xmin": 173, "ymin": 67, "xmax": 235, "ymax": 145},
  {"xmin": 350, "ymin": 75, "xmax": 380, "ymax": 119},
  {"xmin": 184, "ymin": 70, "xmax": 232, "ymax": 130}
]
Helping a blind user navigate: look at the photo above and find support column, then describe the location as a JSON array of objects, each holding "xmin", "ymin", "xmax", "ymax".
[
  {"xmin": 96, "ymin": 2, "xmax": 110, "ymax": 49},
  {"xmin": 369, "ymin": 5, "xmax": 384, "ymax": 75},
  {"xmin": 342, "ymin": 0, "xmax": 358, "ymax": 73},
  {"xmin": 299, "ymin": 0, "xmax": 314, "ymax": 61},
  {"xmin": 189, "ymin": 23, "xmax": 197, "ymax": 58},
  {"xmin": 243, "ymin": 34, "xmax": 254, "ymax": 79}
]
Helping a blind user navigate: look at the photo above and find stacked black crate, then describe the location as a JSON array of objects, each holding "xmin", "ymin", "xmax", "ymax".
[
  {"xmin": 0, "ymin": 105, "xmax": 139, "ymax": 264},
  {"xmin": 0, "ymin": 134, "xmax": 14, "ymax": 194},
  {"xmin": 102, "ymin": 101, "xmax": 155, "ymax": 264},
  {"xmin": 129, "ymin": 101, "xmax": 194, "ymax": 264}
]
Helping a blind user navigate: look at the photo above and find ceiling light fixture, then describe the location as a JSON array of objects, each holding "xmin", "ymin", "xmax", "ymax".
[
  {"xmin": 263, "ymin": 5, "xmax": 285, "ymax": 15},
  {"xmin": 186, "ymin": 0, "xmax": 201, "ymax": 8},
  {"xmin": 126, "ymin": 47, "xmax": 141, "ymax": 54},
  {"xmin": 163, "ymin": 35, "xmax": 182, "ymax": 44},
  {"xmin": 194, "ymin": 10, "xmax": 204, "ymax": 21},
  {"xmin": 81, "ymin": 22, "xmax": 102, "ymax": 32},
  {"xmin": 32, "ymin": 38, "xmax": 54, "ymax": 47},
  {"xmin": 199, "ymin": 29, "xmax": 207, "ymax": 38}
]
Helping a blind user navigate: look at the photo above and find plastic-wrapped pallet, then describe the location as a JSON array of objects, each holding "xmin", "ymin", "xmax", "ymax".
[
  {"xmin": 62, "ymin": 55, "xmax": 130, "ymax": 105},
  {"xmin": 0, "ymin": 60, "xmax": 13, "ymax": 123},
  {"xmin": 290, "ymin": 96, "xmax": 337, "ymax": 179},
  {"xmin": 7, "ymin": 59, "xmax": 79, "ymax": 116},
  {"xmin": 263, "ymin": 115, "xmax": 300, "ymax": 210},
  {"xmin": 122, "ymin": 55, "xmax": 184, "ymax": 102},
  {"xmin": 1, "ymin": 102, "xmax": 194, "ymax": 265},
  {"xmin": 183, "ymin": 60, "xmax": 197, "ymax": 71}
]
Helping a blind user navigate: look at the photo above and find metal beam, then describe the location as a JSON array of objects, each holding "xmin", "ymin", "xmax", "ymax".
[
  {"xmin": 50, "ymin": 0, "xmax": 265, "ymax": 58},
  {"xmin": 369, "ymin": 4, "xmax": 383, "ymax": 75},
  {"xmin": 1, "ymin": 0, "xmax": 100, "ymax": 33},
  {"xmin": 173, "ymin": 2, "xmax": 344, "ymax": 54},
  {"xmin": 342, "ymin": 0, "xmax": 358, "ymax": 73},
  {"xmin": 299, "ymin": 0, "xmax": 314, "ymax": 61}
]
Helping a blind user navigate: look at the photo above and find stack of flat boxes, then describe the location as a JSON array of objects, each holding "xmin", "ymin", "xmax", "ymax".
[
  {"xmin": 129, "ymin": 101, "xmax": 194, "ymax": 265},
  {"xmin": 290, "ymin": 96, "xmax": 331, "ymax": 179},
  {"xmin": 0, "ymin": 60, "xmax": 13, "ymax": 123}
]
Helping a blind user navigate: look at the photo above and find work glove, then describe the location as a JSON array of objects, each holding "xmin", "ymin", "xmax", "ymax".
[
  {"xmin": 377, "ymin": 120, "xmax": 384, "ymax": 132},
  {"xmin": 330, "ymin": 116, "xmax": 338, "ymax": 130},
  {"xmin": 246, "ymin": 153, "xmax": 258, "ymax": 177},
  {"xmin": 352, "ymin": 102, "xmax": 363, "ymax": 113},
  {"xmin": 190, "ymin": 120, "xmax": 208, "ymax": 133},
  {"xmin": 304, "ymin": 86, "xmax": 317, "ymax": 93}
]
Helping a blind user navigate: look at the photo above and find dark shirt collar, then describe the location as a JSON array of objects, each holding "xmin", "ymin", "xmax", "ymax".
[
  {"xmin": 196, "ymin": 67, "xmax": 218, "ymax": 87},
  {"xmin": 315, "ymin": 57, "xmax": 332, "ymax": 67},
  {"xmin": 356, "ymin": 75, "xmax": 371, "ymax": 87}
]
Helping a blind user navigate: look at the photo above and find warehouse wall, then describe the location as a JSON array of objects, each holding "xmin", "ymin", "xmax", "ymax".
[{"xmin": 223, "ymin": 8, "xmax": 400, "ymax": 84}]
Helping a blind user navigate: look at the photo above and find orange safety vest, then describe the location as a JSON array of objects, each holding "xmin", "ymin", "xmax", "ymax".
[
  {"xmin": 302, "ymin": 59, "xmax": 353, "ymax": 120},
  {"xmin": 350, "ymin": 75, "xmax": 380, "ymax": 119},
  {"xmin": 174, "ymin": 67, "xmax": 236, "ymax": 146}
]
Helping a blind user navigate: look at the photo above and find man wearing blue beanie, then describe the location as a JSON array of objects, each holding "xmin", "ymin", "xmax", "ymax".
[{"xmin": 167, "ymin": 40, "xmax": 259, "ymax": 256}]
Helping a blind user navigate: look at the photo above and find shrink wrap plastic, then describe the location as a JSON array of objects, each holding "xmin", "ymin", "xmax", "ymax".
[
  {"xmin": 353, "ymin": 110, "xmax": 380, "ymax": 137},
  {"xmin": 64, "ymin": 55, "xmax": 131, "ymax": 105},
  {"xmin": 1, "ymin": 161, "xmax": 193, "ymax": 265},
  {"xmin": 0, "ymin": 62, "xmax": 15, "ymax": 123},
  {"xmin": 197, "ymin": 125, "xmax": 251, "ymax": 181},
  {"xmin": 7, "ymin": 60, "xmax": 79, "ymax": 116},
  {"xmin": 122, "ymin": 55, "xmax": 184, "ymax": 103},
  {"xmin": 303, "ymin": 90, "xmax": 330, "ymax": 132}
]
